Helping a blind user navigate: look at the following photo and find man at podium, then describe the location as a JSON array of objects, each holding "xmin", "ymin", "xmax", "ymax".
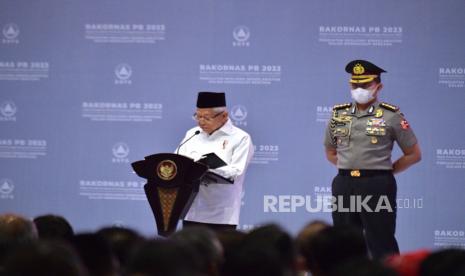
[{"xmin": 176, "ymin": 92, "xmax": 254, "ymax": 231}]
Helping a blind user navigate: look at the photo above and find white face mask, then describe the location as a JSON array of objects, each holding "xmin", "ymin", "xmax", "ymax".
[{"xmin": 351, "ymin": 87, "xmax": 376, "ymax": 104}]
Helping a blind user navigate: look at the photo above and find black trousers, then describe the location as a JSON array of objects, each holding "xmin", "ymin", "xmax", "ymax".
[
  {"xmin": 183, "ymin": 220, "xmax": 237, "ymax": 232},
  {"xmin": 331, "ymin": 173, "xmax": 399, "ymax": 259}
]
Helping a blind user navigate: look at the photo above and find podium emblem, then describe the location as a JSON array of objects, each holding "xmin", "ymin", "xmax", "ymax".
[{"xmin": 156, "ymin": 160, "xmax": 177, "ymax": 180}]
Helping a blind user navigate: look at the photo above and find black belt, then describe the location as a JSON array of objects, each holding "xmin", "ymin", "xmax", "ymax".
[{"xmin": 338, "ymin": 169, "xmax": 392, "ymax": 177}]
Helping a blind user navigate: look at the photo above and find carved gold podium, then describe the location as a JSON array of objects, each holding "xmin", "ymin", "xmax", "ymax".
[{"xmin": 131, "ymin": 153, "xmax": 208, "ymax": 237}]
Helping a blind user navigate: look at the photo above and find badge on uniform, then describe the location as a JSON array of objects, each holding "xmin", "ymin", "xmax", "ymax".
[
  {"xmin": 335, "ymin": 121, "xmax": 348, "ymax": 126},
  {"xmin": 375, "ymin": 109, "xmax": 383, "ymax": 118},
  {"xmin": 333, "ymin": 127, "xmax": 349, "ymax": 136},
  {"xmin": 400, "ymin": 119, "xmax": 410, "ymax": 130},
  {"xmin": 366, "ymin": 118, "xmax": 386, "ymax": 137},
  {"xmin": 366, "ymin": 127, "xmax": 386, "ymax": 136},
  {"xmin": 367, "ymin": 118, "xmax": 386, "ymax": 127},
  {"xmin": 371, "ymin": 137, "xmax": 378, "ymax": 144}
]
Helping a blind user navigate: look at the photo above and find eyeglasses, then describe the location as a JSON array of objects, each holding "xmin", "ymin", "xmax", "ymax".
[{"xmin": 192, "ymin": 111, "xmax": 224, "ymax": 122}]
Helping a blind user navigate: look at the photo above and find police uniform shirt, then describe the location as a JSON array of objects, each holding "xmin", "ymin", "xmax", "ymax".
[
  {"xmin": 324, "ymin": 102, "xmax": 417, "ymax": 170},
  {"xmin": 177, "ymin": 118, "xmax": 254, "ymax": 225}
]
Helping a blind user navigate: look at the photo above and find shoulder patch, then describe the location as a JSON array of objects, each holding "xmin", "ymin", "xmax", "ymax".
[
  {"xmin": 333, "ymin": 103, "xmax": 352, "ymax": 111},
  {"xmin": 379, "ymin": 102, "xmax": 399, "ymax": 112}
]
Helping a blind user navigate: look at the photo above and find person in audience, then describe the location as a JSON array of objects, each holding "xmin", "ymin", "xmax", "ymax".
[
  {"xmin": 0, "ymin": 213, "xmax": 38, "ymax": 268},
  {"xmin": 2, "ymin": 240, "xmax": 88, "ymax": 276},
  {"xmin": 329, "ymin": 257, "xmax": 397, "ymax": 276},
  {"xmin": 34, "ymin": 214, "xmax": 74, "ymax": 241},
  {"xmin": 215, "ymin": 229, "xmax": 246, "ymax": 275},
  {"xmin": 170, "ymin": 226, "xmax": 223, "ymax": 276},
  {"xmin": 295, "ymin": 220, "xmax": 331, "ymax": 274},
  {"xmin": 299, "ymin": 225, "xmax": 368, "ymax": 276},
  {"xmin": 223, "ymin": 224, "xmax": 298, "ymax": 276},
  {"xmin": 97, "ymin": 226, "xmax": 145, "ymax": 272},
  {"xmin": 125, "ymin": 239, "xmax": 203, "ymax": 276},
  {"xmin": 71, "ymin": 233, "xmax": 119, "ymax": 276},
  {"xmin": 5, "ymin": 213, "xmax": 465, "ymax": 276},
  {"xmin": 419, "ymin": 248, "xmax": 465, "ymax": 276}
]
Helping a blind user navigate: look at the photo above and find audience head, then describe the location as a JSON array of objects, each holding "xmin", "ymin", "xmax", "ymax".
[
  {"xmin": 329, "ymin": 257, "xmax": 397, "ymax": 276},
  {"xmin": 216, "ymin": 228, "xmax": 246, "ymax": 250},
  {"xmin": 296, "ymin": 220, "xmax": 331, "ymax": 248},
  {"xmin": 296, "ymin": 220, "xmax": 331, "ymax": 271},
  {"xmin": 34, "ymin": 214, "xmax": 74, "ymax": 241},
  {"xmin": 223, "ymin": 224, "xmax": 297, "ymax": 276},
  {"xmin": 126, "ymin": 238, "xmax": 202, "ymax": 276},
  {"xmin": 248, "ymin": 224, "xmax": 297, "ymax": 271},
  {"xmin": 2, "ymin": 240, "xmax": 88, "ymax": 276},
  {"xmin": 97, "ymin": 226, "xmax": 145, "ymax": 269},
  {"xmin": 0, "ymin": 213, "xmax": 38, "ymax": 265},
  {"xmin": 419, "ymin": 248, "xmax": 465, "ymax": 276},
  {"xmin": 215, "ymin": 229, "xmax": 246, "ymax": 276},
  {"xmin": 0, "ymin": 213, "xmax": 37, "ymax": 243},
  {"xmin": 300, "ymin": 225, "xmax": 368, "ymax": 276},
  {"xmin": 71, "ymin": 233, "xmax": 119, "ymax": 276},
  {"xmin": 170, "ymin": 226, "xmax": 223, "ymax": 276}
]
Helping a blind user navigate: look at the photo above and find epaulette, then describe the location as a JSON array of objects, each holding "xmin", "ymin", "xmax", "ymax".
[
  {"xmin": 332, "ymin": 103, "xmax": 352, "ymax": 110},
  {"xmin": 379, "ymin": 102, "xmax": 399, "ymax": 112}
]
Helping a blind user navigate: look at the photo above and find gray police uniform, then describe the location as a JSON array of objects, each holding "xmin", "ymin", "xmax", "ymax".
[{"xmin": 324, "ymin": 101, "xmax": 417, "ymax": 258}]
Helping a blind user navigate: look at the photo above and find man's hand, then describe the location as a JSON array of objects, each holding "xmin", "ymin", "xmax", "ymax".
[
  {"xmin": 325, "ymin": 147, "xmax": 338, "ymax": 166},
  {"xmin": 393, "ymin": 143, "xmax": 421, "ymax": 174}
]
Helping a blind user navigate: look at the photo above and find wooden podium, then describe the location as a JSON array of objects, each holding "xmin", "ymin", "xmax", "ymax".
[{"xmin": 132, "ymin": 153, "xmax": 231, "ymax": 236}]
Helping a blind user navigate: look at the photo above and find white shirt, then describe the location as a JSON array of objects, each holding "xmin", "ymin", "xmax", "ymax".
[{"xmin": 177, "ymin": 119, "xmax": 254, "ymax": 225}]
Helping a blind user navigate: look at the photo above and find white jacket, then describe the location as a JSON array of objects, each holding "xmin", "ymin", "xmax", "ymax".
[{"xmin": 177, "ymin": 119, "xmax": 254, "ymax": 225}]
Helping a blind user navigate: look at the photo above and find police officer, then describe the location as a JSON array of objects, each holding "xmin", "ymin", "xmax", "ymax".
[{"xmin": 324, "ymin": 60, "xmax": 421, "ymax": 259}]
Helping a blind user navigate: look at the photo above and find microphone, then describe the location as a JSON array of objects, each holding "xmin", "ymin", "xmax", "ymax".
[{"xmin": 176, "ymin": 130, "xmax": 200, "ymax": 154}]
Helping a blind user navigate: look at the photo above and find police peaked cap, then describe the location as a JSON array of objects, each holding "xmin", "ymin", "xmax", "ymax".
[{"xmin": 345, "ymin": 60, "xmax": 386, "ymax": 83}]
